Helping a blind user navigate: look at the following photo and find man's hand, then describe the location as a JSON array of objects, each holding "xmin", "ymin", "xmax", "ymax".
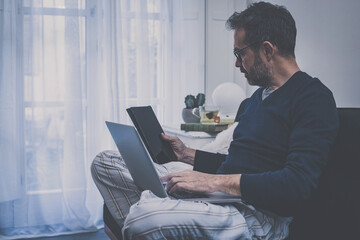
[
  {"xmin": 161, "ymin": 133, "xmax": 196, "ymax": 165},
  {"xmin": 160, "ymin": 169, "xmax": 242, "ymax": 197}
]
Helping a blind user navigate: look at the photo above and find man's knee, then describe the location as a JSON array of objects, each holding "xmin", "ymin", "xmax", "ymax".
[
  {"xmin": 91, "ymin": 150, "xmax": 124, "ymax": 184},
  {"xmin": 122, "ymin": 199, "xmax": 172, "ymax": 239},
  {"xmin": 91, "ymin": 150, "xmax": 119, "ymax": 171},
  {"xmin": 91, "ymin": 151, "xmax": 108, "ymax": 181},
  {"xmin": 122, "ymin": 192, "xmax": 207, "ymax": 239}
]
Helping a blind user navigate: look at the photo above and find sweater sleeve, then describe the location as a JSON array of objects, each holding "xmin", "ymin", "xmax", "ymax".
[
  {"xmin": 193, "ymin": 150, "xmax": 227, "ymax": 174},
  {"xmin": 240, "ymin": 83, "xmax": 339, "ymax": 216}
]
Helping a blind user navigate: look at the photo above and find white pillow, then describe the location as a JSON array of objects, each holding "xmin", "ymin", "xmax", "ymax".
[{"xmin": 198, "ymin": 122, "xmax": 238, "ymax": 154}]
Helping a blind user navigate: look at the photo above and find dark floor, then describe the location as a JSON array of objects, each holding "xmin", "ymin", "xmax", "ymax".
[{"xmin": 31, "ymin": 228, "xmax": 108, "ymax": 240}]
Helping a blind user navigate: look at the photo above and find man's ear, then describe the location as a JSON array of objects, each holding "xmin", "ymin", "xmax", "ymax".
[{"xmin": 263, "ymin": 41, "xmax": 275, "ymax": 62}]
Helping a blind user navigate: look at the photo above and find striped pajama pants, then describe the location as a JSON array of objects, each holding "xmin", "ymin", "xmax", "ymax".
[{"xmin": 91, "ymin": 150, "xmax": 291, "ymax": 240}]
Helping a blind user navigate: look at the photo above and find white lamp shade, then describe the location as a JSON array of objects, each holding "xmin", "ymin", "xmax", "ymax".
[{"xmin": 212, "ymin": 82, "xmax": 245, "ymax": 118}]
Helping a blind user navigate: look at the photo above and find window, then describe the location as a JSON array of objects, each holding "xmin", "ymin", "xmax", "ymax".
[
  {"xmin": 22, "ymin": 0, "xmax": 172, "ymax": 194},
  {"xmin": 1, "ymin": 0, "xmax": 205, "ymax": 237}
]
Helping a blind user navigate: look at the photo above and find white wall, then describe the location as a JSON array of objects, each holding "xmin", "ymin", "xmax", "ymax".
[
  {"xmin": 206, "ymin": 0, "xmax": 360, "ymax": 107},
  {"xmin": 170, "ymin": 0, "xmax": 205, "ymax": 124},
  {"xmin": 205, "ymin": 0, "xmax": 249, "ymax": 105}
]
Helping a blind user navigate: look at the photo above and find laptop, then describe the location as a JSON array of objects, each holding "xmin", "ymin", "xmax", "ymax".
[{"xmin": 106, "ymin": 121, "xmax": 241, "ymax": 203}]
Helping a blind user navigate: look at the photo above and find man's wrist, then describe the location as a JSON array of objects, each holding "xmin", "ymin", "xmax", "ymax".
[
  {"xmin": 214, "ymin": 174, "xmax": 242, "ymax": 197},
  {"xmin": 182, "ymin": 148, "xmax": 196, "ymax": 165}
]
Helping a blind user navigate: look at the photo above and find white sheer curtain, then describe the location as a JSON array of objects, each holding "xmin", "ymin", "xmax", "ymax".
[
  {"xmin": 0, "ymin": 0, "xmax": 23, "ymax": 205},
  {"xmin": 0, "ymin": 0, "xmax": 204, "ymax": 239}
]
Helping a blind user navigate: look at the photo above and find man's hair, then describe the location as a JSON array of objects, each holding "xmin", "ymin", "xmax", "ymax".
[{"xmin": 226, "ymin": 1, "xmax": 296, "ymax": 57}]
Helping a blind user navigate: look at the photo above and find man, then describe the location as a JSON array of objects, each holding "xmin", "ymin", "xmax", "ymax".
[{"xmin": 91, "ymin": 2, "xmax": 339, "ymax": 239}]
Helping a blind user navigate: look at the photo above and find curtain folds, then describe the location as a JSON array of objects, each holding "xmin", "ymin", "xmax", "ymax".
[
  {"xmin": 0, "ymin": 0, "xmax": 205, "ymax": 238},
  {"xmin": 0, "ymin": 0, "xmax": 23, "ymax": 204}
]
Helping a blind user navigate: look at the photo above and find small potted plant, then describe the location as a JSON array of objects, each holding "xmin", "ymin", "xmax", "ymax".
[{"xmin": 182, "ymin": 93, "xmax": 205, "ymax": 123}]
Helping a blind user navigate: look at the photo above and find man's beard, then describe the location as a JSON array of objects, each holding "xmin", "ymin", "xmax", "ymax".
[{"xmin": 244, "ymin": 53, "xmax": 273, "ymax": 87}]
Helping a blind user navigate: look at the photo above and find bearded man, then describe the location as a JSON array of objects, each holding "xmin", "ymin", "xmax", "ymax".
[{"xmin": 92, "ymin": 2, "xmax": 339, "ymax": 239}]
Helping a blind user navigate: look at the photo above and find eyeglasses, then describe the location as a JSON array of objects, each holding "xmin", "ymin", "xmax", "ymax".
[{"xmin": 233, "ymin": 42, "xmax": 260, "ymax": 62}]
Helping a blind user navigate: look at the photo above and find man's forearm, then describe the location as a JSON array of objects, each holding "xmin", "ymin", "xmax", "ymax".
[
  {"xmin": 161, "ymin": 170, "xmax": 242, "ymax": 196},
  {"xmin": 214, "ymin": 174, "xmax": 242, "ymax": 197}
]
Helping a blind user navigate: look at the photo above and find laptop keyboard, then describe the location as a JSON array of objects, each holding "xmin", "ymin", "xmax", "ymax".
[
  {"xmin": 170, "ymin": 191, "xmax": 208, "ymax": 199},
  {"xmin": 162, "ymin": 183, "xmax": 208, "ymax": 199}
]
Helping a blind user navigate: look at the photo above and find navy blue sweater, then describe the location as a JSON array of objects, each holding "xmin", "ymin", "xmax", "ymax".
[{"xmin": 193, "ymin": 71, "xmax": 339, "ymax": 216}]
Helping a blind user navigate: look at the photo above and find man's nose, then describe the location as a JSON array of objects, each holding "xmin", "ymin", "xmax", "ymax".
[
  {"xmin": 235, "ymin": 58, "xmax": 241, "ymax": 68},
  {"xmin": 235, "ymin": 58, "xmax": 246, "ymax": 71},
  {"xmin": 237, "ymin": 61, "xmax": 247, "ymax": 73}
]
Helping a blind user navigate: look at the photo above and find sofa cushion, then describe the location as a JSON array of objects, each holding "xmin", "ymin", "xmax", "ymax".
[{"xmin": 288, "ymin": 108, "xmax": 360, "ymax": 240}]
